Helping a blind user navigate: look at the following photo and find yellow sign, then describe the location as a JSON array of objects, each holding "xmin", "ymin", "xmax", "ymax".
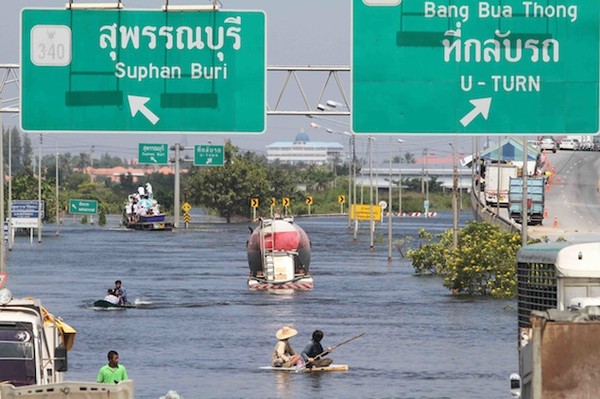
[
  {"xmin": 250, "ymin": 198, "xmax": 259, "ymax": 208},
  {"xmin": 270, "ymin": 197, "xmax": 277, "ymax": 207},
  {"xmin": 338, "ymin": 195, "xmax": 346, "ymax": 204},
  {"xmin": 282, "ymin": 197, "xmax": 290, "ymax": 207},
  {"xmin": 182, "ymin": 202, "xmax": 191, "ymax": 212},
  {"xmin": 305, "ymin": 196, "xmax": 313, "ymax": 205},
  {"xmin": 183, "ymin": 213, "xmax": 191, "ymax": 223},
  {"xmin": 350, "ymin": 204, "xmax": 382, "ymax": 221}
]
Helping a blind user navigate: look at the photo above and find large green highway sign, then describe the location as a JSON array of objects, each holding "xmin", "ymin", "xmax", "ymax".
[
  {"xmin": 352, "ymin": 1, "xmax": 599, "ymax": 134},
  {"xmin": 21, "ymin": 9, "xmax": 266, "ymax": 133}
]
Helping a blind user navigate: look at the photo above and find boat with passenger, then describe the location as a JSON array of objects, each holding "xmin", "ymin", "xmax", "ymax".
[
  {"xmin": 246, "ymin": 216, "xmax": 313, "ymax": 291},
  {"xmin": 123, "ymin": 182, "xmax": 174, "ymax": 231}
]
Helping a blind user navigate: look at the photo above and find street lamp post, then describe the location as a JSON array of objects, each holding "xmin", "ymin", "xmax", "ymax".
[
  {"xmin": 310, "ymin": 122, "xmax": 354, "ymax": 228},
  {"xmin": 397, "ymin": 139, "xmax": 404, "ymax": 216},
  {"xmin": 450, "ymin": 138, "xmax": 459, "ymax": 249}
]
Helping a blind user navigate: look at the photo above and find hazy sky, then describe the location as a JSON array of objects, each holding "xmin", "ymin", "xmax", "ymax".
[{"xmin": 1, "ymin": 0, "xmax": 477, "ymax": 163}]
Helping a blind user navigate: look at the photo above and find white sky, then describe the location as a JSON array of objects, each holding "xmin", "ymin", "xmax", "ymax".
[{"xmin": 0, "ymin": 0, "xmax": 493, "ymax": 164}]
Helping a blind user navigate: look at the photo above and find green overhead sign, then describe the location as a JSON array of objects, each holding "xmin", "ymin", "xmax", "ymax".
[
  {"xmin": 21, "ymin": 9, "xmax": 266, "ymax": 133},
  {"xmin": 69, "ymin": 199, "xmax": 98, "ymax": 215},
  {"xmin": 352, "ymin": 0, "xmax": 600, "ymax": 134},
  {"xmin": 194, "ymin": 144, "xmax": 224, "ymax": 166},
  {"xmin": 139, "ymin": 143, "xmax": 168, "ymax": 164}
]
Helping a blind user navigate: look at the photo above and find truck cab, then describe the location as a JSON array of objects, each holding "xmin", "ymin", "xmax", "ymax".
[{"xmin": 0, "ymin": 288, "xmax": 74, "ymax": 386}]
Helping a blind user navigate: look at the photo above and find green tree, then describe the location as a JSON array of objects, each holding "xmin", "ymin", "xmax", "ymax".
[{"xmin": 406, "ymin": 221, "xmax": 522, "ymax": 298}]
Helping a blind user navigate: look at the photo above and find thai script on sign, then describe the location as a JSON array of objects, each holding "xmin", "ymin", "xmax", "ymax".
[
  {"xmin": 442, "ymin": 27, "xmax": 559, "ymax": 64},
  {"xmin": 99, "ymin": 16, "xmax": 242, "ymax": 53}
]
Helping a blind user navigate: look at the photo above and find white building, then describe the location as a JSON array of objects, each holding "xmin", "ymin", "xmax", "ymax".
[{"xmin": 266, "ymin": 131, "xmax": 345, "ymax": 165}]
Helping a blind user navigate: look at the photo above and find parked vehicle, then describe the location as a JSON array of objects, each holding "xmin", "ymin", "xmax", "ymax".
[
  {"xmin": 559, "ymin": 138, "xmax": 579, "ymax": 150},
  {"xmin": 538, "ymin": 136, "xmax": 557, "ymax": 153}
]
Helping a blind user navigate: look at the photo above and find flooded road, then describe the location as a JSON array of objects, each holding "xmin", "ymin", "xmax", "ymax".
[{"xmin": 6, "ymin": 212, "xmax": 516, "ymax": 398}]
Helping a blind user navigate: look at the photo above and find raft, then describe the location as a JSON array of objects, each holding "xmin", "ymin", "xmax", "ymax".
[{"xmin": 259, "ymin": 364, "xmax": 349, "ymax": 372}]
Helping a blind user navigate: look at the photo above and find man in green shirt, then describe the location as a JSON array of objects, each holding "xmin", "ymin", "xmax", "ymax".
[{"xmin": 97, "ymin": 350, "xmax": 129, "ymax": 384}]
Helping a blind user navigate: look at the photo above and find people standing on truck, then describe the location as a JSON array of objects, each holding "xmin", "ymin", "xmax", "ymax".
[
  {"xmin": 114, "ymin": 280, "xmax": 128, "ymax": 305},
  {"xmin": 97, "ymin": 350, "xmax": 129, "ymax": 384}
]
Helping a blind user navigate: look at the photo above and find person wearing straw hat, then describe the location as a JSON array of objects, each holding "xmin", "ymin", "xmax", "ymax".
[{"xmin": 271, "ymin": 326, "xmax": 302, "ymax": 368}]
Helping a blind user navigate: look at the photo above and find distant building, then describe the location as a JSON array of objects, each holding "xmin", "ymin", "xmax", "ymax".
[{"xmin": 266, "ymin": 131, "xmax": 344, "ymax": 165}]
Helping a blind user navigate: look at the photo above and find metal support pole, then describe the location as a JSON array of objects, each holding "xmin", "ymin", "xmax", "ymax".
[
  {"xmin": 522, "ymin": 137, "xmax": 528, "ymax": 246},
  {"xmin": 173, "ymin": 143, "xmax": 181, "ymax": 229},
  {"xmin": 387, "ymin": 137, "xmax": 392, "ymax": 261},
  {"xmin": 369, "ymin": 136, "xmax": 374, "ymax": 252},
  {"xmin": 0, "ymin": 96, "xmax": 5, "ymax": 272},
  {"xmin": 55, "ymin": 139, "xmax": 60, "ymax": 236},
  {"xmin": 347, "ymin": 136, "xmax": 352, "ymax": 229},
  {"xmin": 7, "ymin": 126, "xmax": 12, "ymax": 250},
  {"xmin": 38, "ymin": 134, "xmax": 42, "ymax": 243},
  {"xmin": 452, "ymin": 137, "xmax": 458, "ymax": 249},
  {"xmin": 352, "ymin": 135, "xmax": 358, "ymax": 243}
]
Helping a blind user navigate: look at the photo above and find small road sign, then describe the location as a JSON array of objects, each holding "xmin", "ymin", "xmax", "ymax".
[
  {"xmin": 194, "ymin": 145, "xmax": 224, "ymax": 166},
  {"xmin": 351, "ymin": 204, "xmax": 382, "ymax": 221},
  {"xmin": 139, "ymin": 143, "xmax": 168, "ymax": 164},
  {"xmin": 250, "ymin": 198, "xmax": 259, "ymax": 208},
  {"xmin": 282, "ymin": 197, "xmax": 290, "ymax": 207},
  {"xmin": 182, "ymin": 202, "xmax": 191, "ymax": 213},
  {"xmin": 305, "ymin": 196, "xmax": 313, "ymax": 205},
  {"xmin": 69, "ymin": 199, "xmax": 98, "ymax": 215},
  {"xmin": 270, "ymin": 198, "xmax": 277, "ymax": 207},
  {"xmin": 338, "ymin": 195, "xmax": 346, "ymax": 204}
]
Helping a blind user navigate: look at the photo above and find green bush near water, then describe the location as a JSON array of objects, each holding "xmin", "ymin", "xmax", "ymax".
[{"xmin": 405, "ymin": 221, "xmax": 526, "ymax": 299}]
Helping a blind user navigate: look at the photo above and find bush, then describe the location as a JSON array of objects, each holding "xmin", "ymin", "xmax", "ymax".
[{"xmin": 406, "ymin": 221, "xmax": 522, "ymax": 298}]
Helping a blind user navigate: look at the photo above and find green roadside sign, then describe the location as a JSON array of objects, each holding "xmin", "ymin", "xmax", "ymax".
[
  {"xmin": 352, "ymin": 0, "xmax": 600, "ymax": 134},
  {"xmin": 194, "ymin": 144, "xmax": 224, "ymax": 166},
  {"xmin": 21, "ymin": 9, "xmax": 266, "ymax": 133},
  {"xmin": 69, "ymin": 199, "xmax": 98, "ymax": 215},
  {"xmin": 139, "ymin": 143, "xmax": 168, "ymax": 164}
]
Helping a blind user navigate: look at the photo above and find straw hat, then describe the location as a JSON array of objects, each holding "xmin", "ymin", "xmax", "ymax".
[{"xmin": 276, "ymin": 326, "xmax": 297, "ymax": 340}]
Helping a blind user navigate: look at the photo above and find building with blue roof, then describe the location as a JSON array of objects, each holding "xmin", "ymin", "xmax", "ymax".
[{"xmin": 266, "ymin": 131, "xmax": 345, "ymax": 165}]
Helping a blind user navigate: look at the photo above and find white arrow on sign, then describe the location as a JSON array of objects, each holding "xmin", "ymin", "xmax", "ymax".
[
  {"xmin": 206, "ymin": 157, "xmax": 213, "ymax": 164},
  {"xmin": 460, "ymin": 97, "xmax": 492, "ymax": 127},
  {"xmin": 150, "ymin": 157, "xmax": 157, "ymax": 163},
  {"xmin": 71, "ymin": 203, "xmax": 76, "ymax": 209},
  {"xmin": 128, "ymin": 95, "xmax": 159, "ymax": 125}
]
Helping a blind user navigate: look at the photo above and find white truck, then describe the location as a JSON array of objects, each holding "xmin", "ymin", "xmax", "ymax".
[
  {"xmin": 0, "ymin": 287, "xmax": 133, "ymax": 399},
  {"xmin": 484, "ymin": 163, "xmax": 519, "ymax": 206}
]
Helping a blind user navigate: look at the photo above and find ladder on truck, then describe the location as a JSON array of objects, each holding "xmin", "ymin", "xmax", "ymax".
[{"xmin": 261, "ymin": 220, "xmax": 276, "ymax": 281}]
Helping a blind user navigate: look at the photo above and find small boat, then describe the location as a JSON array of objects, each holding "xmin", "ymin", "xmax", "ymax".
[
  {"xmin": 246, "ymin": 217, "xmax": 313, "ymax": 291},
  {"xmin": 93, "ymin": 300, "xmax": 136, "ymax": 309},
  {"xmin": 123, "ymin": 184, "xmax": 174, "ymax": 231},
  {"xmin": 259, "ymin": 364, "xmax": 349, "ymax": 372}
]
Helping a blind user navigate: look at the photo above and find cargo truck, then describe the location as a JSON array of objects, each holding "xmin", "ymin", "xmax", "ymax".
[
  {"xmin": 0, "ymin": 287, "xmax": 134, "ymax": 398},
  {"xmin": 484, "ymin": 163, "xmax": 519, "ymax": 206},
  {"xmin": 508, "ymin": 177, "xmax": 545, "ymax": 225}
]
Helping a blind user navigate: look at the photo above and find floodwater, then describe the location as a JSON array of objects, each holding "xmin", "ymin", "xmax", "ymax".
[{"xmin": 5, "ymin": 212, "xmax": 517, "ymax": 399}]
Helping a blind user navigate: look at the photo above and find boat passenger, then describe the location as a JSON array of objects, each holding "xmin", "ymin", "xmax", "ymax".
[
  {"xmin": 301, "ymin": 330, "xmax": 333, "ymax": 368},
  {"xmin": 114, "ymin": 280, "xmax": 128, "ymax": 305},
  {"xmin": 104, "ymin": 289, "xmax": 120, "ymax": 305},
  {"xmin": 272, "ymin": 326, "xmax": 301, "ymax": 368}
]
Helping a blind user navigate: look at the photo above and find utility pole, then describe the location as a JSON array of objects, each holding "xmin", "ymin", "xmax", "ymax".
[
  {"xmin": 369, "ymin": 136, "xmax": 374, "ymax": 252},
  {"xmin": 387, "ymin": 137, "xmax": 393, "ymax": 261},
  {"xmin": 0, "ymin": 95, "xmax": 5, "ymax": 273},
  {"xmin": 173, "ymin": 143, "xmax": 181, "ymax": 229},
  {"xmin": 38, "ymin": 134, "xmax": 42, "ymax": 243},
  {"xmin": 451, "ymin": 137, "xmax": 459, "ymax": 249}
]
